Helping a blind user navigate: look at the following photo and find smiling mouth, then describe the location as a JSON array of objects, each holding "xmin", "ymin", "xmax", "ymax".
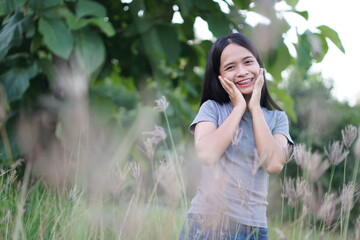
[{"xmin": 236, "ymin": 78, "xmax": 254, "ymax": 86}]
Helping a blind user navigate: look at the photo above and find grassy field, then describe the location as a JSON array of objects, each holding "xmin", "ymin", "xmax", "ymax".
[
  {"xmin": 1, "ymin": 159, "xmax": 359, "ymax": 240},
  {"xmin": 1, "ymin": 97, "xmax": 359, "ymax": 240}
]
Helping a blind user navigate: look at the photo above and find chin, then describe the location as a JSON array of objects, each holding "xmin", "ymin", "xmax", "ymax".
[{"xmin": 238, "ymin": 88, "xmax": 254, "ymax": 96}]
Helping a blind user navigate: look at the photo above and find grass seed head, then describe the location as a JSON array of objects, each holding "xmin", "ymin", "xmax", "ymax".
[
  {"xmin": 340, "ymin": 182, "xmax": 359, "ymax": 214},
  {"xmin": 355, "ymin": 127, "xmax": 360, "ymax": 159},
  {"xmin": 316, "ymin": 193, "xmax": 339, "ymax": 226},
  {"xmin": 293, "ymin": 143, "xmax": 309, "ymax": 167},
  {"xmin": 355, "ymin": 215, "xmax": 360, "ymax": 240},
  {"xmin": 325, "ymin": 141, "xmax": 349, "ymax": 166},
  {"xmin": 303, "ymin": 152, "xmax": 330, "ymax": 182},
  {"xmin": 342, "ymin": 124, "xmax": 358, "ymax": 148},
  {"xmin": 154, "ymin": 96, "xmax": 169, "ymax": 112}
]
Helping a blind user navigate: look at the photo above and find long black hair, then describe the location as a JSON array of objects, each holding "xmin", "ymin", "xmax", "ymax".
[{"xmin": 200, "ymin": 32, "xmax": 282, "ymax": 111}]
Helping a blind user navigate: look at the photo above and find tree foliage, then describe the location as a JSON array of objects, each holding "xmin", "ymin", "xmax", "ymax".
[{"xmin": 0, "ymin": 0, "xmax": 345, "ymax": 167}]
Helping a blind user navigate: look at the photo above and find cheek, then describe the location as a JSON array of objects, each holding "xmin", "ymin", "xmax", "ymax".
[
  {"xmin": 221, "ymin": 71, "xmax": 235, "ymax": 80},
  {"xmin": 251, "ymin": 65, "xmax": 260, "ymax": 74}
]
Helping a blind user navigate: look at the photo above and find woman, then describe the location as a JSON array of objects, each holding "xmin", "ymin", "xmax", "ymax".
[{"xmin": 179, "ymin": 33, "xmax": 293, "ymax": 240}]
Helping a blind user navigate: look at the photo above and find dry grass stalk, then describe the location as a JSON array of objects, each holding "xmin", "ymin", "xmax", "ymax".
[
  {"xmin": 231, "ymin": 126, "xmax": 243, "ymax": 147},
  {"xmin": 342, "ymin": 124, "xmax": 358, "ymax": 148},
  {"xmin": 293, "ymin": 143, "xmax": 309, "ymax": 167},
  {"xmin": 275, "ymin": 228, "xmax": 288, "ymax": 240},
  {"xmin": 281, "ymin": 177, "xmax": 308, "ymax": 208},
  {"xmin": 302, "ymin": 184, "xmax": 322, "ymax": 216},
  {"xmin": 301, "ymin": 152, "xmax": 330, "ymax": 182},
  {"xmin": 67, "ymin": 184, "xmax": 83, "ymax": 202},
  {"xmin": 340, "ymin": 182, "xmax": 359, "ymax": 214},
  {"xmin": 0, "ymin": 84, "xmax": 6, "ymax": 123},
  {"xmin": 281, "ymin": 178, "xmax": 297, "ymax": 207},
  {"xmin": 155, "ymin": 155, "xmax": 181, "ymax": 206},
  {"xmin": 355, "ymin": 215, "xmax": 360, "ymax": 240},
  {"xmin": 284, "ymin": 144, "xmax": 294, "ymax": 163},
  {"xmin": 316, "ymin": 193, "xmax": 340, "ymax": 226},
  {"xmin": 252, "ymin": 150, "xmax": 271, "ymax": 175},
  {"xmin": 141, "ymin": 125, "xmax": 167, "ymax": 159},
  {"xmin": 130, "ymin": 162, "xmax": 142, "ymax": 181},
  {"xmin": 355, "ymin": 127, "xmax": 360, "ymax": 159},
  {"xmin": 154, "ymin": 96, "xmax": 169, "ymax": 112},
  {"xmin": 325, "ymin": 141, "xmax": 349, "ymax": 165}
]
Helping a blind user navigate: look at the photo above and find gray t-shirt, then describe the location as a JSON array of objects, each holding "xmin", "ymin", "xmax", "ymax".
[{"xmin": 188, "ymin": 100, "xmax": 294, "ymax": 228}]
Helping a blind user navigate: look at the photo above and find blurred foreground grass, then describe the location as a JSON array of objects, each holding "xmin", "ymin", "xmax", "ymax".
[{"xmin": 0, "ymin": 169, "xmax": 354, "ymax": 240}]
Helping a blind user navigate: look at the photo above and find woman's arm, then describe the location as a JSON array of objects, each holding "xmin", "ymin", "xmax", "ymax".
[
  {"xmin": 194, "ymin": 105, "xmax": 245, "ymax": 164},
  {"xmin": 194, "ymin": 75, "xmax": 247, "ymax": 164},
  {"xmin": 251, "ymin": 107, "xmax": 288, "ymax": 174},
  {"xmin": 248, "ymin": 69, "xmax": 288, "ymax": 174}
]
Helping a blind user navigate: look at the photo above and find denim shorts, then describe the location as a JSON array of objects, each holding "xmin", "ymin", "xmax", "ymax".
[{"xmin": 178, "ymin": 214, "xmax": 268, "ymax": 240}]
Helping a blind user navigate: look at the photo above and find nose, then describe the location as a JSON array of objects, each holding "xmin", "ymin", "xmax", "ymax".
[{"xmin": 236, "ymin": 65, "xmax": 249, "ymax": 77}]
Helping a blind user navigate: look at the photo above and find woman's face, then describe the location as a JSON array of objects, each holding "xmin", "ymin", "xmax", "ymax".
[{"xmin": 219, "ymin": 43, "xmax": 260, "ymax": 96}]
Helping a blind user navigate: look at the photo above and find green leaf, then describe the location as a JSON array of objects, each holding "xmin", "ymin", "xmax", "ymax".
[
  {"xmin": 0, "ymin": 11, "xmax": 31, "ymax": 60},
  {"xmin": 180, "ymin": 43, "xmax": 199, "ymax": 69},
  {"xmin": 0, "ymin": 0, "xmax": 26, "ymax": 16},
  {"xmin": 74, "ymin": 30, "xmax": 105, "ymax": 76},
  {"xmin": 39, "ymin": 8, "xmax": 61, "ymax": 20},
  {"xmin": 124, "ymin": 17, "xmax": 153, "ymax": 37},
  {"xmin": 88, "ymin": 18, "xmax": 115, "ymax": 37},
  {"xmin": 285, "ymin": 0, "xmax": 299, "ymax": 8},
  {"xmin": 28, "ymin": 0, "xmax": 61, "ymax": 9},
  {"xmin": 76, "ymin": 0, "xmax": 106, "ymax": 18},
  {"xmin": 0, "ymin": 116, "xmax": 21, "ymax": 166},
  {"xmin": 292, "ymin": 10, "xmax": 308, "ymax": 20},
  {"xmin": 60, "ymin": 8, "xmax": 115, "ymax": 36},
  {"xmin": 90, "ymin": 84, "xmax": 137, "ymax": 109},
  {"xmin": 317, "ymin": 25, "xmax": 345, "ymax": 53},
  {"xmin": 176, "ymin": 0, "xmax": 192, "ymax": 15},
  {"xmin": 38, "ymin": 17, "xmax": 74, "ymax": 59},
  {"xmin": 270, "ymin": 86, "xmax": 296, "ymax": 122},
  {"xmin": 178, "ymin": 16, "xmax": 195, "ymax": 40},
  {"xmin": 25, "ymin": 19, "xmax": 36, "ymax": 38},
  {"xmin": 205, "ymin": 14, "xmax": 231, "ymax": 38},
  {"xmin": 267, "ymin": 43, "xmax": 292, "ymax": 82},
  {"xmin": 233, "ymin": 0, "xmax": 251, "ymax": 10},
  {"xmin": 0, "ymin": 61, "xmax": 38, "ymax": 102},
  {"xmin": 313, "ymin": 33, "xmax": 329, "ymax": 62},
  {"xmin": 193, "ymin": 0, "xmax": 219, "ymax": 11},
  {"xmin": 60, "ymin": 7, "xmax": 89, "ymax": 30},
  {"xmin": 30, "ymin": 33, "xmax": 42, "ymax": 53},
  {"xmin": 89, "ymin": 92, "xmax": 118, "ymax": 125},
  {"xmin": 156, "ymin": 25, "xmax": 180, "ymax": 65},
  {"xmin": 296, "ymin": 31, "xmax": 312, "ymax": 71}
]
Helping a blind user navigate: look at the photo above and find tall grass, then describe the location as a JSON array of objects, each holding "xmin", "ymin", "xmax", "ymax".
[
  {"xmin": 1, "ymin": 62, "xmax": 360, "ymax": 239},
  {"xmin": 1, "ymin": 115, "xmax": 360, "ymax": 239}
]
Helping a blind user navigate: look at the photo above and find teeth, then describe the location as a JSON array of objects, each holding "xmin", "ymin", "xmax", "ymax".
[{"xmin": 237, "ymin": 78, "xmax": 252, "ymax": 85}]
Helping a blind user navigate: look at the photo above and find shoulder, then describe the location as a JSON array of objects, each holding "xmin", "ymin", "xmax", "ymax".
[
  {"xmin": 261, "ymin": 108, "xmax": 290, "ymax": 129},
  {"xmin": 200, "ymin": 100, "xmax": 229, "ymax": 113},
  {"xmin": 201, "ymin": 99, "xmax": 221, "ymax": 108},
  {"xmin": 262, "ymin": 108, "xmax": 288, "ymax": 120},
  {"xmin": 189, "ymin": 100, "xmax": 224, "ymax": 134}
]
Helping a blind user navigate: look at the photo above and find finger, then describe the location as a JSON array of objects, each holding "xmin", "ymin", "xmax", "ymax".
[
  {"xmin": 223, "ymin": 77, "xmax": 238, "ymax": 91},
  {"xmin": 256, "ymin": 68, "xmax": 264, "ymax": 89},
  {"xmin": 218, "ymin": 75, "xmax": 228, "ymax": 90},
  {"xmin": 219, "ymin": 76, "xmax": 234, "ymax": 94}
]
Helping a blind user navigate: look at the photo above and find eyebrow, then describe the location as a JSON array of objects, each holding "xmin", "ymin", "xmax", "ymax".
[{"xmin": 222, "ymin": 55, "xmax": 255, "ymax": 69}]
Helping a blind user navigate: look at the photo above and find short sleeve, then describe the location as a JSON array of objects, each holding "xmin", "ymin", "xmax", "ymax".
[
  {"xmin": 272, "ymin": 111, "xmax": 294, "ymax": 145},
  {"xmin": 189, "ymin": 100, "xmax": 219, "ymax": 135}
]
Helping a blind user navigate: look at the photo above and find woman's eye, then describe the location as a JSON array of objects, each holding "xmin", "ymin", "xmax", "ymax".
[
  {"xmin": 245, "ymin": 60, "xmax": 253, "ymax": 64},
  {"xmin": 225, "ymin": 66, "xmax": 234, "ymax": 71}
]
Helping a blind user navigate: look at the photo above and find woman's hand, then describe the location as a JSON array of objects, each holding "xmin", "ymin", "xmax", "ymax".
[
  {"xmin": 218, "ymin": 75, "xmax": 246, "ymax": 110},
  {"xmin": 248, "ymin": 68, "xmax": 264, "ymax": 113}
]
